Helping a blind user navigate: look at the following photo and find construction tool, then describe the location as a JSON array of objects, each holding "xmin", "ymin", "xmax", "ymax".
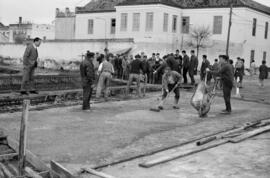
[{"xmin": 150, "ymin": 83, "xmax": 180, "ymax": 112}]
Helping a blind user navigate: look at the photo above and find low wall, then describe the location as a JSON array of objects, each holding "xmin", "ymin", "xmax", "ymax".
[{"xmin": 0, "ymin": 39, "xmax": 134, "ymax": 62}]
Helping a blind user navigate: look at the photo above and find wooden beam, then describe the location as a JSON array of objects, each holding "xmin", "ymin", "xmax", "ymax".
[
  {"xmin": 7, "ymin": 163, "xmax": 19, "ymax": 176},
  {"xmin": 82, "ymin": 167, "xmax": 117, "ymax": 178},
  {"xmin": 139, "ymin": 139, "xmax": 228, "ymax": 168},
  {"xmin": 0, "ymin": 162, "xmax": 14, "ymax": 177},
  {"xmin": 25, "ymin": 167, "xmax": 43, "ymax": 178},
  {"xmin": 230, "ymin": 125, "xmax": 270, "ymax": 143},
  {"xmin": 0, "ymin": 153, "xmax": 18, "ymax": 161},
  {"xmin": 50, "ymin": 160, "xmax": 77, "ymax": 178},
  {"xmin": 18, "ymin": 99, "xmax": 30, "ymax": 176}
]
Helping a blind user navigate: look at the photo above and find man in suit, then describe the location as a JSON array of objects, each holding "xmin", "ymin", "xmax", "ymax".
[
  {"xmin": 80, "ymin": 52, "xmax": 96, "ymax": 110},
  {"xmin": 175, "ymin": 49, "xmax": 182, "ymax": 74},
  {"xmin": 200, "ymin": 55, "xmax": 210, "ymax": 81},
  {"xmin": 189, "ymin": 50, "xmax": 198, "ymax": 85},
  {"xmin": 182, "ymin": 50, "xmax": 189, "ymax": 84},
  {"xmin": 21, "ymin": 37, "xmax": 41, "ymax": 95}
]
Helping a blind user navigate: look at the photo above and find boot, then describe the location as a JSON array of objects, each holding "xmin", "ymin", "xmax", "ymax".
[{"xmin": 173, "ymin": 98, "xmax": 180, "ymax": 109}]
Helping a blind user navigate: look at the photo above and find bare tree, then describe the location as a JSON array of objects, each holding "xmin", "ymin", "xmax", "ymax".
[{"xmin": 186, "ymin": 26, "xmax": 211, "ymax": 58}]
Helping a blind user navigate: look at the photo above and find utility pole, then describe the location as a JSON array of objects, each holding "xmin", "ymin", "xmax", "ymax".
[{"xmin": 226, "ymin": 3, "xmax": 233, "ymax": 56}]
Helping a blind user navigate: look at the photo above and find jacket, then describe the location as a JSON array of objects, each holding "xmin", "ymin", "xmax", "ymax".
[
  {"xmin": 80, "ymin": 59, "xmax": 95, "ymax": 87},
  {"xmin": 189, "ymin": 55, "xmax": 198, "ymax": 71},
  {"xmin": 129, "ymin": 59, "xmax": 144, "ymax": 74},
  {"xmin": 259, "ymin": 64, "xmax": 268, "ymax": 80},
  {"xmin": 23, "ymin": 43, "xmax": 38, "ymax": 67},
  {"xmin": 183, "ymin": 54, "xmax": 190, "ymax": 69}
]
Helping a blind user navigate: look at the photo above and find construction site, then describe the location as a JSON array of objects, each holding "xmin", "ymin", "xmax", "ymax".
[{"xmin": 0, "ymin": 62, "xmax": 270, "ymax": 178}]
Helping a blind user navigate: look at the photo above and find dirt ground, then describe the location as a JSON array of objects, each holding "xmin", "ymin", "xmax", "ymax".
[{"xmin": 0, "ymin": 77, "xmax": 269, "ymax": 177}]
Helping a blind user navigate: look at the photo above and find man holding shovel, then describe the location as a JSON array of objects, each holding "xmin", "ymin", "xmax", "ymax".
[{"xmin": 153, "ymin": 66, "xmax": 182, "ymax": 111}]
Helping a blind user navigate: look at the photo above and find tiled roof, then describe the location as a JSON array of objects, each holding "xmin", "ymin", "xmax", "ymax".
[{"xmin": 76, "ymin": 0, "xmax": 270, "ymax": 15}]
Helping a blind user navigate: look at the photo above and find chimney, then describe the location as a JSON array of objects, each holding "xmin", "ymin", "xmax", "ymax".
[
  {"xmin": 19, "ymin": 17, "xmax": 22, "ymax": 24},
  {"xmin": 56, "ymin": 8, "xmax": 60, "ymax": 17},
  {"xmin": 65, "ymin": 7, "xmax": 70, "ymax": 16}
]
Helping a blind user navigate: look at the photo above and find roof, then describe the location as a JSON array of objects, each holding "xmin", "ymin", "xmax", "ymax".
[{"xmin": 76, "ymin": 0, "xmax": 270, "ymax": 16}]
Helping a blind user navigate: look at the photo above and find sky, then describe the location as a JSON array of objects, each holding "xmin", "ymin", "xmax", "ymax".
[{"xmin": 0, "ymin": 0, "xmax": 270, "ymax": 25}]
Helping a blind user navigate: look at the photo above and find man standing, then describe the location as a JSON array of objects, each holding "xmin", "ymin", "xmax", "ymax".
[
  {"xmin": 80, "ymin": 52, "xmax": 96, "ymax": 110},
  {"xmin": 21, "ymin": 37, "xmax": 41, "ymax": 95},
  {"xmin": 200, "ymin": 55, "xmax": 210, "ymax": 81},
  {"xmin": 148, "ymin": 53, "xmax": 156, "ymax": 83},
  {"xmin": 235, "ymin": 57, "xmax": 244, "ymax": 88},
  {"xmin": 158, "ymin": 66, "xmax": 182, "ymax": 110},
  {"xmin": 189, "ymin": 50, "xmax": 198, "ymax": 85},
  {"xmin": 126, "ymin": 54, "xmax": 144, "ymax": 97},
  {"xmin": 208, "ymin": 55, "xmax": 234, "ymax": 114},
  {"xmin": 96, "ymin": 54, "xmax": 114, "ymax": 101},
  {"xmin": 182, "ymin": 50, "xmax": 190, "ymax": 84},
  {"xmin": 175, "ymin": 49, "xmax": 183, "ymax": 74}
]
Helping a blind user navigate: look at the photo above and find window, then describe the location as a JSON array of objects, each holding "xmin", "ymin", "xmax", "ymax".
[
  {"xmin": 163, "ymin": 13, "xmax": 168, "ymax": 32},
  {"xmin": 265, "ymin": 22, "xmax": 268, "ymax": 39},
  {"xmin": 111, "ymin": 18, "xmax": 116, "ymax": 34},
  {"xmin": 132, "ymin": 13, "xmax": 140, "ymax": 31},
  {"xmin": 250, "ymin": 50, "xmax": 255, "ymax": 62},
  {"xmin": 182, "ymin": 16, "xmax": 190, "ymax": 34},
  {"xmin": 213, "ymin": 16, "xmax": 223, "ymax": 34},
  {"xmin": 252, "ymin": 18, "xmax": 257, "ymax": 36},
  {"xmin": 88, "ymin": 19, "xmax": 94, "ymax": 34},
  {"xmin": 145, "ymin": 12, "xmax": 154, "ymax": 32},
  {"xmin": 120, "ymin": 13, "xmax": 128, "ymax": 31},
  {"xmin": 263, "ymin": 51, "xmax": 267, "ymax": 61},
  {"xmin": 172, "ymin": 15, "xmax": 177, "ymax": 33}
]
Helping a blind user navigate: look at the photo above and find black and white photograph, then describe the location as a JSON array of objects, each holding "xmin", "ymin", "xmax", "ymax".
[{"xmin": 0, "ymin": 0, "xmax": 270, "ymax": 177}]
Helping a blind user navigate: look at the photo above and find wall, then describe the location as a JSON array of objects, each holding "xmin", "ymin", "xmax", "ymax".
[
  {"xmin": 75, "ymin": 12, "xmax": 116, "ymax": 39},
  {"xmin": 55, "ymin": 17, "xmax": 76, "ymax": 39},
  {"xmin": 0, "ymin": 39, "xmax": 134, "ymax": 62},
  {"xmin": 31, "ymin": 24, "xmax": 55, "ymax": 40}
]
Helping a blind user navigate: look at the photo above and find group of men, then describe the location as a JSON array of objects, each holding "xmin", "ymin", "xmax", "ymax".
[{"xmin": 20, "ymin": 38, "xmax": 234, "ymax": 115}]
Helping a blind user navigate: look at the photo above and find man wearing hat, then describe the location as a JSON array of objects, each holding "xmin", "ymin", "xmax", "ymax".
[
  {"xmin": 80, "ymin": 52, "xmax": 96, "ymax": 110},
  {"xmin": 21, "ymin": 37, "xmax": 41, "ymax": 95},
  {"xmin": 158, "ymin": 66, "xmax": 182, "ymax": 110},
  {"xmin": 126, "ymin": 54, "xmax": 144, "ymax": 97},
  {"xmin": 207, "ymin": 55, "xmax": 234, "ymax": 114}
]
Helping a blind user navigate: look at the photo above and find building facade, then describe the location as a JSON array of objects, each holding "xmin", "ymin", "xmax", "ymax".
[
  {"xmin": 55, "ymin": 8, "xmax": 76, "ymax": 39},
  {"xmin": 73, "ymin": 0, "xmax": 270, "ymax": 67}
]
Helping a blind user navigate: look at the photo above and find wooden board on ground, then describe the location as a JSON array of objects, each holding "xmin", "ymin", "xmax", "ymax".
[
  {"xmin": 50, "ymin": 160, "xmax": 77, "ymax": 178},
  {"xmin": 82, "ymin": 167, "xmax": 117, "ymax": 178},
  {"xmin": 0, "ymin": 153, "xmax": 18, "ymax": 161}
]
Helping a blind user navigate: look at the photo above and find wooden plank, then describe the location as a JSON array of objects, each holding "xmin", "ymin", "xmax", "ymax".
[
  {"xmin": 139, "ymin": 139, "xmax": 228, "ymax": 168},
  {"xmin": 0, "ymin": 162, "xmax": 14, "ymax": 177},
  {"xmin": 0, "ymin": 153, "xmax": 18, "ymax": 161},
  {"xmin": 50, "ymin": 160, "xmax": 77, "ymax": 178},
  {"xmin": 25, "ymin": 166, "xmax": 43, "ymax": 178},
  {"xmin": 18, "ymin": 99, "xmax": 30, "ymax": 176},
  {"xmin": 82, "ymin": 167, "xmax": 117, "ymax": 178},
  {"xmin": 8, "ymin": 137, "xmax": 49, "ymax": 172},
  {"xmin": 230, "ymin": 125, "xmax": 270, "ymax": 143},
  {"xmin": 7, "ymin": 163, "xmax": 19, "ymax": 176}
]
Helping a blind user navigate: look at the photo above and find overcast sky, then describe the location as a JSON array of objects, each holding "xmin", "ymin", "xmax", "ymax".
[{"xmin": 0, "ymin": 0, "xmax": 270, "ymax": 25}]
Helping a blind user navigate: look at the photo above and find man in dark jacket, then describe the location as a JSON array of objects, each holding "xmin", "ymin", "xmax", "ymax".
[
  {"xmin": 182, "ymin": 50, "xmax": 190, "ymax": 84},
  {"xmin": 80, "ymin": 52, "xmax": 96, "ymax": 110},
  {"xmin": 153, "ymin": 54, "xmax": 179, "ymax": 75},
  {"xmin": 175, "ymin": 49, "xmax": 183, "ymax": 74},
  {"xmin": 21, "ymin": 37, "xmax": 41, "ymax": 95},
  {"xmin": 208, "ymin": 55, "xmax": 234, "ymax": 114},
  {"xmin": 189, "ymin": 50, "xmax": 198, "ymax": 85},
  {"xmin": 200, "ymin": 55, "xmax": 210, "ymax": 81},
  {"xmin": 126, "ymin": 54, "xmax": 144, "ymax": 97}
]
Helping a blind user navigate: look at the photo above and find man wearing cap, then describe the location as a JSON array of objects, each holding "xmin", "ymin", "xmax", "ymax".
[
  {"xmin": 20, "ymin": 37, "xmax": 41, "ymax": 95},
  {"xmin": 80, "ymin": 52, "xmax": 96, "ymax": 110},
  {"xmin": 126, "ymin": 54, "xmax": 144, "ymax": 97},
  {"xmin": 96, "ymin": 54, "xmax": 114, "ymax": 101},
  {"xmin": 207, "ymin": 55, "xmax": 234, "ymax": 114},
  {"xmin": 158, "ymin": 66, "xmax": 182, "ymax": 110}
]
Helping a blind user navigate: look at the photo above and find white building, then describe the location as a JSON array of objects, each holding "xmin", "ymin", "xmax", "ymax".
[{"xmin": 74, "ymin": 0, "xmax": 270, "ymax": 67}]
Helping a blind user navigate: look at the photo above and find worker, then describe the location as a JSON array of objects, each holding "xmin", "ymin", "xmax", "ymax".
[
  {"xmin": 20, "ymin": 37, "xmax": 41, "ymax": 95},
  {"xmin": 207, "ymin": 55, "xmax": 234, "ymax": 114},
  {"xmin": 96, "ymin": 54, "xmax": 114, "ymax": 101},
  {"xmin": 189, "ymin": 50, "xmax": 198, "ymax": 85},
  {"xmin": 158, "ymin": 66, "xmax": 182, "ymax": 110},
  {"xmin": 126, "ymin": 54, "xmax": 144, "ymax": 97},
  {"xmin": 80, "ymin": 52, "xmax": 96, "ymax": 110}
]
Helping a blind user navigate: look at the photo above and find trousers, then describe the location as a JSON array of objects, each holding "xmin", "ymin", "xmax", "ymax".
[
  {"xmin": 96, "ymin": 72, "xmax": 112, "ymax": 98},
  {"xmin": 126, "ymin": 73, "xmax": 141, "ymax": 97},
  {"xmin": 222, "ymin": 82, "xmax": 232, "ymax": 112},
  {"xmin": 21, "ymin": 66, "xmax": 35, "ymax": 91},
  {"xmin": 82, "ymin": 85, "xmax": 93, "ymax": 110}
]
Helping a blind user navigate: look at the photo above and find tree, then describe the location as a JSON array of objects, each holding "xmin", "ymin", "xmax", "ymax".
[{"xmin": 186, "ymin": 26, "xmax": 211, "ymax": 58}]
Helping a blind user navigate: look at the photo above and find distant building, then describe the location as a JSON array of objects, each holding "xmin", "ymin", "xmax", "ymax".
[
  {"xmin": 67, "ymin": 0, "xmax": 270, "ymax": 66},
  {"xmin": 8, "ymin": 17, "xmax": 55, "ymax": 42},
  {"xmin": 55, "ymin": 8, "xmax": 76, "ymax": 39},
  {"xmin": 0, "ymin": 22, "xmax": 9, "ymax": 42}
]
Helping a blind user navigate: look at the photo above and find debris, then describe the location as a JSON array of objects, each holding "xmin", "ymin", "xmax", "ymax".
[
  {"xmin": 82, "ymin": 167, "xmax": 117, "ymax": 178},
  {"xmin": 25, "ymin": 167, "xmax": 43, "ymax": 178},
  {"xmin": 50, "ymin": 160, "xmax": 76, "ymax": 178}
]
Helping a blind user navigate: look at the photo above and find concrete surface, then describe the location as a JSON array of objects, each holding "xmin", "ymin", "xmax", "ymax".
[
  {"xmin": 98, "ymin": 132, "xmax": 270, "ymax": 178},
  {"xmin": 0, "ymin": 89, "xmax": 269, "ymax": 168}
]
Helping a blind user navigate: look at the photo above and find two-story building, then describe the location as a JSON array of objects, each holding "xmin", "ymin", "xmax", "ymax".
[{"xmin": 73, "ymin": 0, "xmax": 270, "ymax": 67}]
